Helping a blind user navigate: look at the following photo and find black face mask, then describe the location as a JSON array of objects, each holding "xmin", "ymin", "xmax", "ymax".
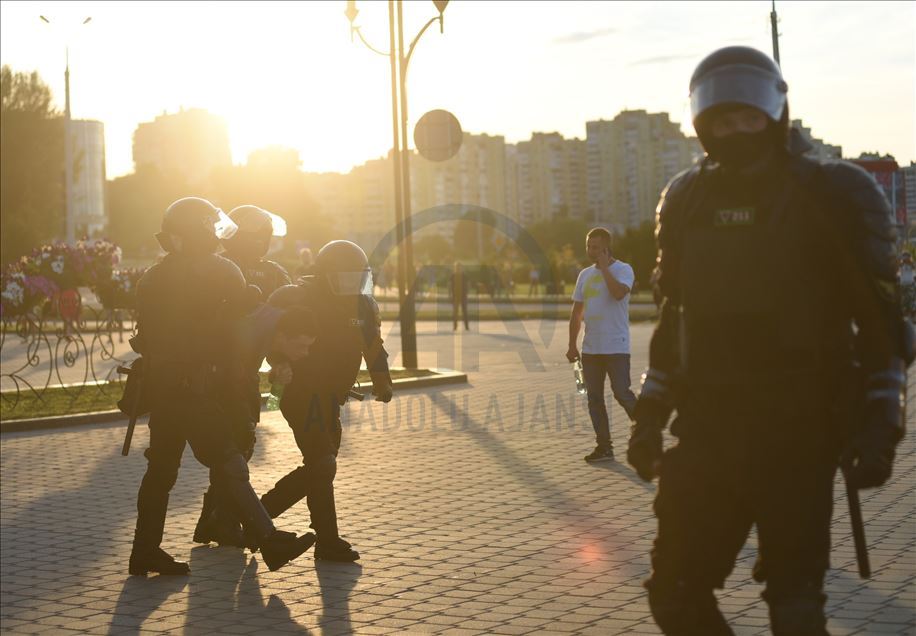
[{"xmin": 705, "ymin": 130, "xmax": 773, "ymax": 171}]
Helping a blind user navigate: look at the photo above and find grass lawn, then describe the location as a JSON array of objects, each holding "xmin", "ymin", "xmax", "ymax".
[{"xmin": 0, "ymin": 369, "xmax": 439, "ymax": 421}]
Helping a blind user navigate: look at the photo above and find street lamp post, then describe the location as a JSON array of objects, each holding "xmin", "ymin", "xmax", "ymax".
[
  {"xmin": 40, "ymin": 15, "xmax": 92, "ymax": 245},
  {"xmin": 346, "ymin": 0, "xmax": 447, "ymax": 369}
]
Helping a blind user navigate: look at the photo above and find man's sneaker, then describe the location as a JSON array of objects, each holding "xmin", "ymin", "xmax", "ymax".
[
  {"xmin": 259, "ymin": 530, "xmax": 316, "ymax": 572},
  {"xmin": 128, "ymin": 547, "xmax": 190, "ymax": 576},
  {"xmin": 584, "ymin": 446, "xmax": 614, "ymax": 463},
  {"xmin": 314, "ymin": 537, "xmax": 360, "ymax": 562},
  {"xmin": 192, "ymin": 494, "xmax": 215, "ymax": 544}
]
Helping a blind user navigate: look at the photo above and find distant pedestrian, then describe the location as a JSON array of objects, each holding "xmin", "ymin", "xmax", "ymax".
[
  {"xmin": 566, "ymin": 227, "xmax": 637, "ymax": 463},
  {"xmin": 449, "ymin": 261, "xmax": 470, "ymax": 331},
  {"xmin": 528, "ymin": 267, "xmax": 540, "ymax": 297}
]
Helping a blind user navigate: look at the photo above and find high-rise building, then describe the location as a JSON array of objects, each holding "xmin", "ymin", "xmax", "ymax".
[
  {"xmin": 902, "ymin": 163, "xmax": 916, "ymax": 236},
  {"xmin": 412, "ymin": 133, "xmax": 508, "ymax": 214},
  {"xmin": 586, "ymin": 110, "xmax": 701, "ymax": 232},
  {"xmin": 511, "ymin": 132, "xmax": 587, "ymax": 227},
  {"xmin": 132, "ymin": 108, "xmax": 232, "ymax": 185},
  {"xmin": 411, "ymin": 132, "xmax": 511, "ymax": 240},
  {"xmin": 309, "ymin": 133, "xmax": 514, "ymax": 253},
  {"xmin": 69, "ymin": 119, "xmax": 106, "ymax": 238},
  {"xmin": 792, "ymin": 119, "xmax": 842, "ymax": 161},
  {"xmin": 851, "ymin": 154, "xmax": 908, "ymax": 238},
  {"xmin": 305, "ymin": 156, "xmax": 394, "ymax": 254}
]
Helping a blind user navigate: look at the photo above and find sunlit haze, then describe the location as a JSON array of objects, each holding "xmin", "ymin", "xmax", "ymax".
[{"xmin": 1, "ymin": 0, "xmax": 913, "ymax": 178}]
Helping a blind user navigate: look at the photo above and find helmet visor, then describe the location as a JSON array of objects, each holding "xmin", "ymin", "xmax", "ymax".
[
  {"xmin": 264, "ymin": 210, "xmax": 287, "ymax": 237},
  {"xmin": 214, "ymin": 209, "xmax": 239, "ymax": 240},
  {"xmin": 328, "ymin": 270, "xmax": 373, "ymax": 296},
  {"xmin": 690, "ymin": 64, "xmax": 787, "ymax": 122}
]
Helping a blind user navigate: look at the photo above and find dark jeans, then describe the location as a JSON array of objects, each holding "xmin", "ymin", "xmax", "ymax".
[
  {"xmin": 453, "ymin": 294, "xmax": 469, "ymax": 330},
  {"xmin": 582, "ymin": 353, "xmax": 637, "ymax": 449},
  {"xmin": 260, "ymin": 390, "xmax": 343, "ymax": 540}
]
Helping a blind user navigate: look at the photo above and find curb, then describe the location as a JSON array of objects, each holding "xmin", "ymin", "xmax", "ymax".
[{"xmin": 0, "ymin": 369, "xmax": 468, "ymax": 434}]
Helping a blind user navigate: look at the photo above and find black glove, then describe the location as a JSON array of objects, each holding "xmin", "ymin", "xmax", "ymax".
[
  {"xmin": 627, "ymin": 368, "xmax": 676, "ymax": 482},
  {"xmin": 370, "ymin": 372, "xmax": 394, "ymax": 403},
  {"xmin": 842, "ymin": 366, "xmax": 905, "ymax": 489},
  {"xmin": 628, "ymin": 397, "xmax": 668, "ymax": 482}
]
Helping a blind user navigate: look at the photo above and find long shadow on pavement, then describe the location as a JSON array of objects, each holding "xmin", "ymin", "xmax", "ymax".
[
  {"xmin": 425, "ymin": 389, "xmax": 652, "ymax": 577},
  {"xmin": 183, "ymin": 545, "xmax": 311, "ymax": 635},
  {"xmin": 314, "ymin": 560, "xmax": 363, "ymax": 634},
  {"xmin": 108, "ymin": 576, "xmax": 188, "ymax": 635},
  {"xmin": 587, "ymin": 460, "xmax": 657, "ymax": 490}
]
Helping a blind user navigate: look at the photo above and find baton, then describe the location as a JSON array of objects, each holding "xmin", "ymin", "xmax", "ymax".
[
  {"xmin": 117, "ymin": 365, "xmax": 144, "ymax": 456},
  {"xmin": 841, "ymin": 463, "xmax": 871, "ymax": 579}
]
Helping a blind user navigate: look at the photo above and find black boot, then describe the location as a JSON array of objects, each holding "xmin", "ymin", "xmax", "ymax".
[
  {"xmin": 259, "ymin": 531, "xmax": 316, "ymax": 571},
  {"xmin": 129, "ymin": 546, "xmax": 190, "ymax": 576},
  {"xmin": 242, "ymin": 523, "xmax": 261, "ymax": 553},
  {"xmin": 314, "ymin": 536, "xmax": 360, "ymax": 562}
]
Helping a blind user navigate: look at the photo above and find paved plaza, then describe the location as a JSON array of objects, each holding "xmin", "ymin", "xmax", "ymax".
[{"xmin": 1, "ymin": 320, "xmax": 914, "ymax": 635}]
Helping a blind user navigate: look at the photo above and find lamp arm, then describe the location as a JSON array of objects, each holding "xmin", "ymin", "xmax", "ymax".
[{"xmin": 403, "ymin": 15, "xmax": 442, "ymax": 77}]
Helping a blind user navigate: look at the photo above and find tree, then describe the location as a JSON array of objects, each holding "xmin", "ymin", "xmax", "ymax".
[
  {"xmin": 0, "ymin": 66, "xmax": 64, "ymax": 264},
  {"xmin": 452, "ymin": 208, "xmax": 497, "ymax": 261},
  {"xmin": 413, "ymin": 232, "xmax": 453, "ymax": 265},
  {"xmin": 613, "ymin": 220, "xmax": 656, "ymax": 290},
  {"xmin": 525, "ymin": 217, "xmax": 589, "ymax": 262},
  {"xmin": 107, "ymin": 165, "xmax": 191, "ymax": 257}
]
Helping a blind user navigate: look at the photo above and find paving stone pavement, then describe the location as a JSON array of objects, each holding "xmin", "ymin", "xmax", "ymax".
[{"xmin": 1, "ymin": 320, "xmax": 914, "ymax": 635}]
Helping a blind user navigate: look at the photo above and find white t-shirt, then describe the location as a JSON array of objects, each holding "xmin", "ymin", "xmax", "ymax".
[
  {"xmin": 900, "ymin": 263, "xmax": 915, "ymax": 286},
  {"xmin": 572, "ymin": 261, "xmax": 635, "ymax": 354}
]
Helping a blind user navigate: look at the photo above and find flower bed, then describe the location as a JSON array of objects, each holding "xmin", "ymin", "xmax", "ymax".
[{"xmin": 1, "ymin": 239, "xmax": 145, "ymax": 317}]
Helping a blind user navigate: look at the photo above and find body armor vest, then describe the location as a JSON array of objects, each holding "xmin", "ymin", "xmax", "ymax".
[{"xmin": 678, "ymin": 157, "xmax": 854, "ymax": 383}]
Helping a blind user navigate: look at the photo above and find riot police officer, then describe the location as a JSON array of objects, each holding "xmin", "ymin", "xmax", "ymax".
[
  {"xmin": 258, "ymin": 240, "xmax": 394, "ymax": 562},
  {"xmin": 222, "ymin": 205, "xmax": 292, "ymax": 299},
  {"xmin": 627, "ymin": 47, "xmax": 911, "ymax": 634},
  {"xmin": 193, "ymin": 204, "xmax": 291, "ymax": 546},
  {"xmin": 129, "ymin": 196, "xmax": 315, "ymax": 575}
]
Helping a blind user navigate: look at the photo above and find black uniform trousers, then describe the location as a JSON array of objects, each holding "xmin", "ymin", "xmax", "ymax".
[
  {"xmin": 647, "ymin": 386, "xmax": 838, "ymax": 634},
  {"xmin": 135, "ymin": 396, "xmax": 243, "ymax": 550}
]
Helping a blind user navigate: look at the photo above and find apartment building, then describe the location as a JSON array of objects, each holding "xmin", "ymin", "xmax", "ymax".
[{"xmin": 586, "ymin": 110, "xmax": 701, "ymax": 233}]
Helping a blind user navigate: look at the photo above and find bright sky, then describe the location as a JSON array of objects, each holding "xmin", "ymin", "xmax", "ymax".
[{"xmin": 1, "ymin": 0, "xmax": 913, "ymax": 179}]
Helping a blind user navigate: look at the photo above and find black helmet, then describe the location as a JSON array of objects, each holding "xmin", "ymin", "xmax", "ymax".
[
  {"xmin": 689, "ymin": 46, "xmax": 789, "ymax": 164},
  {"xmin": 222, "ymin": 205, "xmax": 288, "ymax": 259},
  {"xmin": 690, "ymin": 46, "xmax": 787, "ymax": 125},
  {"xmin": 314, "ymin": 240, "xmax": 373, "ymax": 295},
  {"xmin": 155, "ymin": 197, "xmax": 238, "ymax": 254}
]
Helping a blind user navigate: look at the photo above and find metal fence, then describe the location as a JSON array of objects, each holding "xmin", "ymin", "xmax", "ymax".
[{"xmin": 0, "ymin": 306, "xmax": 138, "ymax": 417}]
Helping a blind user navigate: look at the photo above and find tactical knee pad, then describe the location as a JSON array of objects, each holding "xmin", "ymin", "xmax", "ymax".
[
  {"xmin": 219, "ymin": 452, "xmax": 250, "ymax": 483},
  {"xmin": 142, "ymin": 447, "xmax": 180, "ymax": 491},
  {"xmin": 312, "ymin": 454, "xmax": 337, "ymax": 482},
  {"xmin": 647, "ymin": 581, "xmax": 732, "ymax": 636}
]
